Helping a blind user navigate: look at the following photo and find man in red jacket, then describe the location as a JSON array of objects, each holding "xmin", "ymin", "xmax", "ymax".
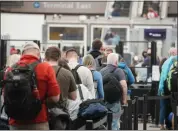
[{"xmin": 6, "ymin": 42, "xmax": 60, "ymax": 130}]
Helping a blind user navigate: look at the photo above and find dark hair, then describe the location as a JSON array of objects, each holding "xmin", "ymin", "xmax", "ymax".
[
  {"xmin": 92, "ymin": 39, "xmax": 103, "ymax": 50},
  {"xmin": 66, "ymin": 48, "xmax": 78, "ymax": 56},
  {"xmin": 45, "ymin": 46, "xmax": 61, "ymax": 61},
  {"xmin": 159, "ymin": 57, "xmax": 167, "ymax": 73},
  {"xmin": 16, "ymin": 49, "xmax": 21, "ymax": 54},
  {"xmin": 58, "ymin": 58, "xmax": 71, "ymax": 71},
  {"xmin": 142, "ymin": 51, "xmax": 147, "ymax": 58}
]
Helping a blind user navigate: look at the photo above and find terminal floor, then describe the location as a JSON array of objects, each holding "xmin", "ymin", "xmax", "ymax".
[
  {"xmin": 138, "ymin": 123, "xmax": 160, "ymax": 130},
  {"xmin": 119, "ymin": 123, "xmax": 160, "ymax": 130}
]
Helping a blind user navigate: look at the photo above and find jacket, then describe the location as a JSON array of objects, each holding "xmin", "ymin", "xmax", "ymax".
[
  {"xmin": 118, "ymin": 62, "xmax": 135, "ymax": 85},
  {"xmin": 158, "ymin": 56, "xmax": 178, "ymax": 96}
]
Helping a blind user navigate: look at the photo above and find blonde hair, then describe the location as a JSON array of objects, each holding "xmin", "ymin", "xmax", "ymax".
[
  {"xmin": 83, "ymin": 54, "xmax": 96, "ymax": 69},
  {"xmin": 6, "ymin": 54, "xmax": 21, "ymax": 67}
]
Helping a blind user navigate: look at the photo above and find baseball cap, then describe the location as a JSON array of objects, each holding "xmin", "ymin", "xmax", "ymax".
[{"xmin": 22, "ymin": 42, "xmax": 40, "ymax": 53}]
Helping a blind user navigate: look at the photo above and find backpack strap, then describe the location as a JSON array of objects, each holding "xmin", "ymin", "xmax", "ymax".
[
  {"xmin": 91, "ymin": 70, "xmax": 95, "ymax": 81},
  {"xmin": 172, "ymin": 58, "xmax": 177, "ymax": 68},
  {"xmin": 95, "ymin": 55, "xmax": 103, "ymax": 67},
  {"xmin": 74, "ymin": 65, "xmax": 82, "ymax": 71},
  {"xmin": 56, "ymin": 67, "xmax": 62, "ymax": 77},
  {"xmin": 78, "ymin": 85, "xmax": 84, "ymax": 101},
  {"xmin": 111, "ymin": 67, "xmax": 117, "ymax": 73},
  {"xmin": 72, "ymin": 65, "xmax": 83, "ymax": 84}
]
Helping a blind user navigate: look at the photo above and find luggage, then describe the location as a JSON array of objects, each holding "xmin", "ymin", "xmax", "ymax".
[{"xmin": 77, "ymin": 85, "xmax": 108, "ymax": 120}]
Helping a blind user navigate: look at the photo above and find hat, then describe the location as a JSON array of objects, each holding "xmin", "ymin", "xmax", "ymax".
[{"xmin": 22, "ymin": 42, "xmax": 40, "ymax": 52}]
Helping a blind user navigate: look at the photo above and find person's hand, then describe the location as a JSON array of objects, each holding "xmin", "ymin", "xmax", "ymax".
[{"xmin": 122, "ymin": 100, "xmax": 127, "ymax": 105}]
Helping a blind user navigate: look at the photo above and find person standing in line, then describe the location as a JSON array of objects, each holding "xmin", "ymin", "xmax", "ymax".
[
  {"xmin": 4, "ymin": 42, "xmax": 60, "ymax": 130},
  {"xmin": 158, "ymin": 48, "xmax": 177, "ymax": 130},
  {"xmin": 89, "ymin": 39, "xmax": 104, "ymax": 71},
  {"xmin": 44, "ymin": 47, "xmax": 77, "ymax": 130},
  {"xmin": 65, "ymin": 48, "xmax": 95, "ymax": 98},
  {"xmin": 83, "ymin": 54, "xmax": 104, "ymax": 99},
  {"xmin": 100, "ymin": 53, "xmax": 128, "ymax": 130}
]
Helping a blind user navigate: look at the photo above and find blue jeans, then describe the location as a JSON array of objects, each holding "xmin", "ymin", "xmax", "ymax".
[
  {"xmin": 160, "ymin": 98, "xmax": 172, "ymax": 129},
  {"xmin": 160, "ymin": 99, "xmax": 166, "ymax": 125},
  {"xmin": 106, "ymin": 102, "xmax": 121, "ymax": 130}
]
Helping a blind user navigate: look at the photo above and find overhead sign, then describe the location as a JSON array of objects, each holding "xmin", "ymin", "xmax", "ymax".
[
  {"xmin": 144, "ymin": 29, "xmax": 167, "ymax": 40},
  {"xmin": 0, "ymin": 1, "xmax": 107, "ymax": 15}
]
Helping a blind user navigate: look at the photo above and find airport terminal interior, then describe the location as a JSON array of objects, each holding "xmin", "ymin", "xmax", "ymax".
[{"xmin": 0, "ymin": 1, "xmax": 178, "ymax": 130}]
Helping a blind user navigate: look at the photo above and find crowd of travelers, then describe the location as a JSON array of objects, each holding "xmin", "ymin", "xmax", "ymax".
[{"xmin": 0, "ymin": 38, "xmax": 177, "ymax": 130}]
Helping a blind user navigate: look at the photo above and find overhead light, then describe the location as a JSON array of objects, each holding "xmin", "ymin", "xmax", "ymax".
[
  {"xmin": 53, "ymin": 14, "xmax": 57, "ymax": 19},
  {"xmin": 79, "ymin": 15, "xmax": 87, "ymax": 22},
  {"xmin": 59, "ymin": 34, "xmax": 63, "ymax": 37}
]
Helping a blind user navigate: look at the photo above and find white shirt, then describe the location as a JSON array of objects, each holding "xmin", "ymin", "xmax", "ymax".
[
  {"xmin": 68, "ymin": 62, "xmax": 95, "ymax": 98},
  {"xmin": 68, "ymin": 84, "xmax": 93, "ymax": 120}
]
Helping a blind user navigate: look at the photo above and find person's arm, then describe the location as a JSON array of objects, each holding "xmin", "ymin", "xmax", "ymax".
[
  {"xmin": 120, "ymin": 80, "xmax": 128, "ymax": 105},
  {"xmin": 96, "ymin": 72, "xmax": 104, "ymax": 99},
  {"xmin": 68, "ymin": 71, "xmax": 77, "ymax": 100},
  {"xmin": 46, "ymin": 65, "xmax": 60, "ymax": 103},
  {"xmin": 81, "ymin": 68, "xmax": 95, "ymax": 98},
  {"xmin": 117, "ymin": 69, "xmax": 128, "ymax": 105},
  {"xmin": 126, "ymin": 67, "xmax": 135, "ymax": 85}
]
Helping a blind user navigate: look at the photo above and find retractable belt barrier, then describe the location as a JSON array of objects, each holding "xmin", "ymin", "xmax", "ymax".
[
  {"xmin": 120, "ymin": 93, "xmax": 178, "ymax": 130},
  {"xmin": 76, "ymin": 112, "xmax": 113, "ymax": 130}
]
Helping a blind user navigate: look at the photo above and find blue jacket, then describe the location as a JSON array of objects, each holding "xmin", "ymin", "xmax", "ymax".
[
  {"xmin": 92, "ymin": 70, "xmax": 104, "ymax": 99},
  {"xmin": 118, "ymin": 62, "xmax": 135, "ymax": 85},
  {"xmin": 158, "ymin": 56, "xmax": 178, "ymax": 96}
]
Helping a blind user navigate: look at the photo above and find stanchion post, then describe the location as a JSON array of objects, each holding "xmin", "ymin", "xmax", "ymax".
[
  {"xmin": 171, "ymin": 93, "xmax": 178, "ymax": 130},
  {"xmin": 151, "ymin": 41, "xmax": 157, "ymax": 122},
  {"xmin": 143, "ymin": 94, "xmax": 148, "ymax": 130},
  {"xmin": 134, "ymin": 96, "xmax": 139, "ymax": 130},
  {"xmin": 0, "ymin": 40, "xmax": 7, "ymax": 69},
  {"xmin": 107, "ymin": 112, "xmax": 113, "ymax": 130},
  {"xmin": 128, "ymin": 100, "xmax": 132, "ymax": 130},
  {"xmin": 172, "ymin": 103, "xmax": 178, "ymax": 130},
  {"xmin": 86, "ymin": 120, "xmax": 93, "ymax": 130},
  {"xmin": 155, "ymin": 99, "xmax": 160, "ymax": 126},
  {"xmin": 121, "ymin": 105, "xmax": 128, "ymax": 130},
  {"xmin": 120, "ymin": 110, "xmax": 124, "ymax": 130}
]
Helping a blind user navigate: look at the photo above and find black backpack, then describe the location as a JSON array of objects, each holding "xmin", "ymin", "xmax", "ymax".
[
  {"xmin": 103, "ymin": 68, "xmax": 122, "ymax": 104},
  {"xmin": 71, "ymin": 65, "xmax": 83, "ymax": 84},
  {"xmin": 164, "ymin": 60, "xmax": 178, "ymax": 95},
  {"xmin": 3, "ymin": 61, "xmax": 42, "ymax": 121}
]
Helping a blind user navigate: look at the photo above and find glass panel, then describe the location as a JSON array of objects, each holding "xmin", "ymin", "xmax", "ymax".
[
  {"xmin": 142, "ymin": 1, "xmax": 160, "ymax": 18},
  {"xmin": 93, "ymin": 27, "xmax": 127, "ymax": 46},
  {"xmin": 111, "ymin": 1, "xmax": 131, "ymax": 17},
  {"xmin": 49, "ymin": 27, "xmax": 84, "ymax": 40}
]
